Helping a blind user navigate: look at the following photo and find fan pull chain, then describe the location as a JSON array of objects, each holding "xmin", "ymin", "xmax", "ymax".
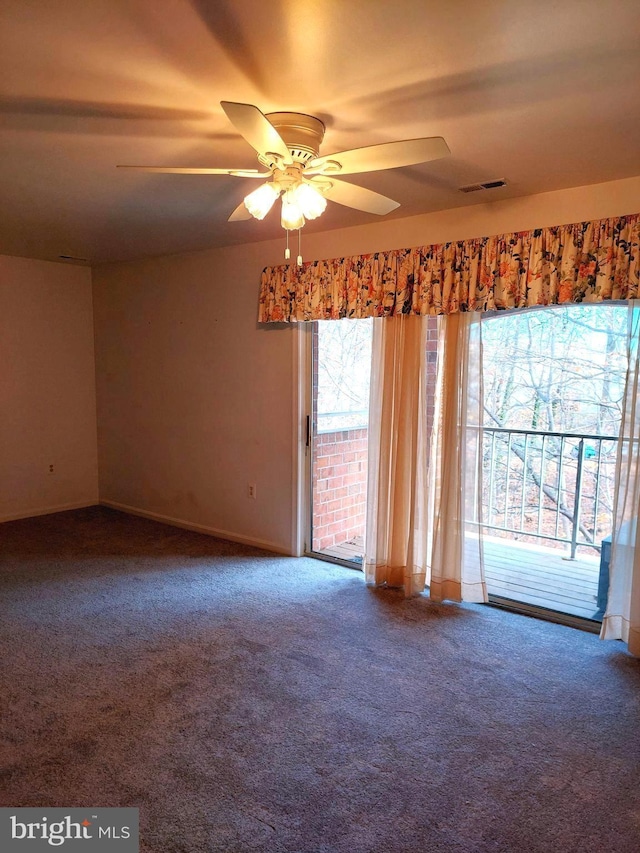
[
  {"xmin": 297, "ymin": 229, "xmax": 302, "ymax": 266},
  {"xmin": 284, "ymin": 230, "xmax": 290, "ymax": 260}
]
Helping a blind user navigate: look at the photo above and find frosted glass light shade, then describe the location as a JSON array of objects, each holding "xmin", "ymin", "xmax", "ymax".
[
  {"xmin": 294, "ymin": 183, "xmax": 327, "ymax": 220},
  {"xmin": 281, "ymin": 195, "xmax": 305, "ymax": 230},
  {"xmin": 244, "ymin": 182, "xmax": 279, "ymax": 220}
]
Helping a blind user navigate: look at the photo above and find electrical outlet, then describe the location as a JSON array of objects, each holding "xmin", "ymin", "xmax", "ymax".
[
  {"xmin": 48, "ymin": 464, "xmax": 55, "ymax": 475},
  {"xmin": 248, "ymin": 483, "xmax": 256, "ymax": 499}
]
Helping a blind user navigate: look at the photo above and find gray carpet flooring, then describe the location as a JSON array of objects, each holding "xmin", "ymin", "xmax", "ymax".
[{"xmin": 1, "ymin": 506, "xmax": 639, "ymax": 852}]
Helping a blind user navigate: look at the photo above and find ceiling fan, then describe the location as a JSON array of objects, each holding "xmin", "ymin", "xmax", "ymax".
[{"xmin": 118, "ymin": 101, "xmax": 450, "ymax": 262}]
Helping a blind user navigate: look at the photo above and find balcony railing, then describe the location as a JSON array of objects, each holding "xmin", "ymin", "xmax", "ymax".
[
  {"xmin": 481, "ymin": 427, "xmax": 619, "ymax": 558},
  {"xmin": 316, "ymin": 409, "xmax": 369, "ymax": 433}
]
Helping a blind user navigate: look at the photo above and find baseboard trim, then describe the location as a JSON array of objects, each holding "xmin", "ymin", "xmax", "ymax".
[
  {"xmin": 99, "ymin": 500, "xmax": 292, "ymax": 556},
  {"xmin": 0, "ymin": 501, "xmax": 98, "ymax": 524}
]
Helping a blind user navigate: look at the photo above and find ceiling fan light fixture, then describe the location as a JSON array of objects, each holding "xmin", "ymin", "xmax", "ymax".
[
  {"xmin": 294, "ymin": 182, "xmax": 327, "ymax": 220},
  {"xmin": 281, "ymin": 191, "xmax": 305, "ymax": 230},
  {"xmin": 118, "ymin": 101, "xmax": 451, "ymax": 263},
  {"xmin": 244, "ymin": 182, "xmax": 280, "ymax": 220}
]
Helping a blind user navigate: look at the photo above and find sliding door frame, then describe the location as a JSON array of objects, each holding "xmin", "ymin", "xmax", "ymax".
[{"xmin": 291, "ymin": 322, "xmax": 312, "ymax": 557}]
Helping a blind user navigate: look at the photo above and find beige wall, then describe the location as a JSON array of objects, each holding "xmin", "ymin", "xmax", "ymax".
[
  {"xmin": 0, "ymin": 255, "xmax": 98, "ymax": 521},
  {"xmin": 296, "ymin": 175, "xmax": 640, "ymax": 261},
  {"xmin": 93, "ymin": 175, "xmax": 640, "ymax": 554},
  {"xmin": 93, "ymin": 245, "xmax": 298, "ymax": 552}
]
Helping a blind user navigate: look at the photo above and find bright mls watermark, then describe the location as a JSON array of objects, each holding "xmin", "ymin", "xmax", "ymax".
[{"xmin": 1, "ymin": 809, "xmax": 139, "ymax": 851}]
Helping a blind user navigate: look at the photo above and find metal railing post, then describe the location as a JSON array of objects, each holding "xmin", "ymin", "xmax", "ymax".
[{"xmin": 569, "ymin": 438, "xmax": 585, "ymax": 560}]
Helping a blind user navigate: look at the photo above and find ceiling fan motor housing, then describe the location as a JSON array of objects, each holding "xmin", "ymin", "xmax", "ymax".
[{"xmin": 265, "ymin": 112, "xmax": 326, "ymax": 164}]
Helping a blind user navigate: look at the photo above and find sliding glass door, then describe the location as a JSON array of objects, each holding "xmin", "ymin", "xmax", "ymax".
[
  {"xmin": 308, "ymin": 319, "xmax": 373, "ymax": 565},
  {"xmin": 480, "ymin": 304, "xmax": 627, "ymax": 622}
]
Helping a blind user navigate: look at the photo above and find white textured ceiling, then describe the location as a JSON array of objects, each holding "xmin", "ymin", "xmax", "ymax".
[{"xmin": 1, "ymin": 0, "xmax": 639, "ymax": 264}]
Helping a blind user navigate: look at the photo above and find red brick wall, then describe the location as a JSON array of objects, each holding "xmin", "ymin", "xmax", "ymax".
[{"xmin": 312, "ymin": 428, "xmax": 368, "ymax": 552}]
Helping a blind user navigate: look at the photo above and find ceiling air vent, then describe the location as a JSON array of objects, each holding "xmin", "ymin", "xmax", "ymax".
[{"xmin": 459, "ymin": 179, "xmax": 507, "ymax": 194}]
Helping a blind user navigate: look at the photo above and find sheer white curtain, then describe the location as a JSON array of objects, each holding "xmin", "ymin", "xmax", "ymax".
[
  {"xmin": 428, "ymin": 313, "xmax": 487, "ymax": 603},
  {"xmin": 364, "ymin": 315, "xmax": 429, "ymax": 596},
  {"xmin": 601, "ymin": 301, "xmax": 640, "ymax": 657},
  {"xmin": 364, "ymin": 313, "xmax": 487, "ymax": 602}
]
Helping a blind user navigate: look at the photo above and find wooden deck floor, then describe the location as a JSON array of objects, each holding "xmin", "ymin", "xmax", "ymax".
[
  {"xmin": 321, "ymin": 539, "xmax": 364, "ymax": 562},
  {"xmin": 482, "ymin": 536, "xmax": 599, "ymax": 620},
  {"xmin": 317, "ymin": 535, "xmax": 601, "ymax": 621}
]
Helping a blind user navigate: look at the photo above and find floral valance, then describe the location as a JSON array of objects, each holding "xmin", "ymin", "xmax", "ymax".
[{"xmin": 258, "ymin": 212, "xmax": 640, "ymax": 322}]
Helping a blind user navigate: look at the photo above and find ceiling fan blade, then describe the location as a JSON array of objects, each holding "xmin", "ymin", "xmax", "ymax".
[
  {"xmin": 116, "ymin": 166, "xmax": 268, "ymax": 177},
  {"xmin": 313, "ymin": 177, "xmax": 400, "ymax": 215},
  {"xmin": 307, "ymin": 137, "xmax": 450, "ymax": 176},
  {"xmin": 228, "ymin": 201, "xmax": 253, "ymax": 221},
  {"xmin": 221, "ymin": 101, "xmax": 290, "ymax": 162}
]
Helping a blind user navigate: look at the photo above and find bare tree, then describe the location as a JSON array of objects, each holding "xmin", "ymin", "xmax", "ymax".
[
  {"xmin": 481, "ymin": 305, "xmax": 627, "ymax": 553},
  {"xmin": 316, "ymin": 319, "xmax": 372, "ymax": 430}
]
